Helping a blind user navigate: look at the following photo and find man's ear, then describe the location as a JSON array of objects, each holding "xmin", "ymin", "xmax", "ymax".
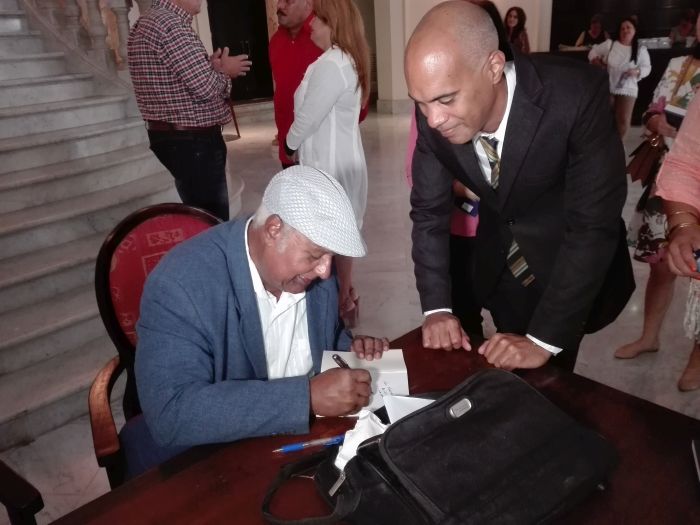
[
  {"xmin": 486, "ymin": 50, "xmax": 506, "ymax": 85},
  {"xmin": 264, "ymin": 215, "xmax": 283, "ymax": 245}
]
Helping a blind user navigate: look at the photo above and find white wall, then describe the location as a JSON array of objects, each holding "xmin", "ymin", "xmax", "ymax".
[
  {"xmin": 374, "ymin": 0, "xmax": 552, "ymax": 112},
  {"xmin": 404, "ymin": 1, "xmax": 551, "ymax": 52},
  {"xmin": 374, "ymin": 0, "xmax": 411, "ymax": 113}
]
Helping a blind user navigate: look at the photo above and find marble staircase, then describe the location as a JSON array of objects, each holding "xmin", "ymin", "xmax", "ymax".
[{"xmin": 0, "ymin": 0, "xmax": 175, "ymax": 450}]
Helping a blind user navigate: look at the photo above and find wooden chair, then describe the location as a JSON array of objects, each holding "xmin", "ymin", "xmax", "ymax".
[
  {"xmin": 229, "ymin": 100, "xmax": 241, "ymax": 138},
  {"xmin": 90, "ymin": 203, "xmax": 221, "ymax": 488},
  {"xmin": 0, "ymin": 460, "xmax": 43, "ymax": 525}
]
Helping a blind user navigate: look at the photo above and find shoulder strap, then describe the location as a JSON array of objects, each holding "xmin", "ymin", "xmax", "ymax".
[
  {"xmin": 262, "ymin": 451, "xmax": 361, "ymax": 525},
  {"xmin": 670, "ymin": 56, "xmax": 693, "ymax": 101}
]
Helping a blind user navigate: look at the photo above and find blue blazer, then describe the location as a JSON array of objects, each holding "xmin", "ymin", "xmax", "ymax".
[{"xmin": 135, "ymin": 218, "xmax": 351, "ymax": 447}]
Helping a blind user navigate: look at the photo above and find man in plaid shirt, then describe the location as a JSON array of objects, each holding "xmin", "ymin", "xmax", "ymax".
[{"xmin": 128, "ymin": 0, "xmax": 251, "ymax": 220}]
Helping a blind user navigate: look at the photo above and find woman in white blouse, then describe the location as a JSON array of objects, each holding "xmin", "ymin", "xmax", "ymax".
[
  {"xmin": 588, "ymin": 16, "xmax": 651, "ymax": 139},
  {"xmin": 285, "ymin": 0, "xmax": 370, "ymax": 326}
]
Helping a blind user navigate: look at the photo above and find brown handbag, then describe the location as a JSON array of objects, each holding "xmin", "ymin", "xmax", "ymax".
[
  {"xmin": 626, "ymin": 134, "xmax": 665, "ymax": 185},
  {"xmin": 628, "ymin": 55, "xmax": 693, "ymax": 186}
]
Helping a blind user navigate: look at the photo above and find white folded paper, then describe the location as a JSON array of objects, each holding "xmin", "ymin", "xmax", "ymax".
[
  {"xmin": 320, "ymin": 349, "xmax": 409, "ymax": 411},
  {"xmin": 335, "ymin": 409, "xmax": 387, "ymax": 470},
  {"xmin": 383, "ymin": 395, "xmax": 434, "ymax": 424}
]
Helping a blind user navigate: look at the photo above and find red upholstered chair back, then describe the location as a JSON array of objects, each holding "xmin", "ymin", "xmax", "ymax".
[{"xmin": 95, "ymin": 204, "xmax": 221, "ymax": 418}]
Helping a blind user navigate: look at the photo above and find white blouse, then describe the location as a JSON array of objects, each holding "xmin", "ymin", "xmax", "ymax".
[
  {"xmin": 286, "ymin": 46, "xmax": 367, "ymax": 228},
  {"xmin": 588, "ymin": 39, "xmax": 651, "ymax": 97}
]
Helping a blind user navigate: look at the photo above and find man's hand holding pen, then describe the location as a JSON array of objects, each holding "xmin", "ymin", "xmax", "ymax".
[
  {"xmin": 309, "ymin": 335, "xmax": 387, "ymax": 416},
  {"xmin": 310, "ymin": 366, "xmax": 371, "ymax": 416}
]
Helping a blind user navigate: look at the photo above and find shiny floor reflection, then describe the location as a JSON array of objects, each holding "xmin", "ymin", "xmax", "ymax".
[{"xmin": 0, "ymin": 113, "xmax": 696, "ymax": 525}]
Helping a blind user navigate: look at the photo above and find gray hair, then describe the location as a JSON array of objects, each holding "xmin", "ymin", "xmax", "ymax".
[{"xmin": 251, "ymin": 202, "xmax": 299, "ymax": 252}]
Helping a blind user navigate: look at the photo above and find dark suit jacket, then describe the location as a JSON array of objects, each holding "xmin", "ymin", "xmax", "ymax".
[{"xmin": 411, "ymin": 53, "xmax": 635, "ymax": 352}]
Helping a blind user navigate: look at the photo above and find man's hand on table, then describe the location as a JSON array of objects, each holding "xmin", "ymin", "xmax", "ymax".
[
  {"xmin": 310, "ymin": 368, "xmax": 371, "ymax": 416},
  {"xmin": 478, "ymin": 333, "xmax": 551, "ymax": 370},
  {"xmin": 351, "ymin": 335, "xmax": 389, "ymax": 361},
  {"xmin": 421, "ymin": 312, "xmax": 471, "ymax": 351}
]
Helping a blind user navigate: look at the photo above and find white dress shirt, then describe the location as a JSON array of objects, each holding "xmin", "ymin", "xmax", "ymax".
[{"xmin": 245, "ymin": 219, "xmax": 313, "ymax": 379}]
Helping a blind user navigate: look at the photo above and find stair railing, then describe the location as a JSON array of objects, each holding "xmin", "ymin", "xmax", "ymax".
[{"xmin": 17, "ymin": 0, "xmax": 140, "ymax": 91}]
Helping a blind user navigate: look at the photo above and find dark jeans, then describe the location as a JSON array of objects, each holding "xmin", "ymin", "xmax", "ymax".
[{"xmin": 148, "ymin": 130, "xmax": 229, "ymax": 221}]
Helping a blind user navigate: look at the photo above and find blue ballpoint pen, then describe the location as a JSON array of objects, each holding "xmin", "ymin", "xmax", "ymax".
[{"xmin": 272, "ymin": 434, "xmax": 345, "ymax": 454}]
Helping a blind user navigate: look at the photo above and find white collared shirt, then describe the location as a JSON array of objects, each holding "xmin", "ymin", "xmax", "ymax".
[
  {"xmin": 473, "ymin": 61, "xmax": 516, "ymax": 179},
  {"xmin": 245, "ymin": 219, "xmax": 313, "ymax": 379}
]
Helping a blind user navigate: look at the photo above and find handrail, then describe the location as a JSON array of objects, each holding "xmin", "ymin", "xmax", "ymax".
[{"xmin": 16, "ymin": 0, "xmax": 135, "ymax": 91}]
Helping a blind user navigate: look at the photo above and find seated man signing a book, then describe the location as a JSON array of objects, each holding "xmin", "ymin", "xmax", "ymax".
[{"xmin": 123, "ymin": 166, "xmax": 388, "ymax": 478}]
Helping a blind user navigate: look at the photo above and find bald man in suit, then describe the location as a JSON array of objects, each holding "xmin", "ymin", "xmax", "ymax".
[{"xmin": 405, "ymin": 1, "xmax": 634, "ymax": 371}]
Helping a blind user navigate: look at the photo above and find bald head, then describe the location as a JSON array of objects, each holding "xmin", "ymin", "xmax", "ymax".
[
  {"xmin": 406, "ymin": 1, "xmax": 498, "ymax": 72},
  {"xmin": 404, "ymin": 1, "xmax": 507, "ymax": 144}
]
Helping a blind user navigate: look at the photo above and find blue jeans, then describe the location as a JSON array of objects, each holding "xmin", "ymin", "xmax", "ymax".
[{"xmin": 148, "ymin": 130, "xmax": 229, "ymax": 221}]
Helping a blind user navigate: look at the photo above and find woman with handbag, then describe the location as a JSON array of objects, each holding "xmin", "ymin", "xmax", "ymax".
[
  {"xmin": 588, "ymin": 16, "xmax": 651, "ymax": 139},
  {"xmin": 656, "ymin": 95, "xmax": 700, "ymax": 391},
  {"xmin": 615, "ymin": 18, "xmax": 700, "ymax": 390},
  {"xmin": 285, "ymin": 0, "xmax": 371, "ymax": 327}
]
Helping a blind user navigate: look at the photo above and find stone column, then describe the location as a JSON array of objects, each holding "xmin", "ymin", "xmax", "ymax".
[
  {"xmin": 374, "ymin": 0, "xmax": 411, "ymax": 114},
  {"xmin": 265, "ymin": 0, "xmax": 277, "ymax": 40}
]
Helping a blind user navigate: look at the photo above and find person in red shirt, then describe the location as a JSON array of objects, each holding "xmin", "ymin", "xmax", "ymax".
[{"xmin": 269, "ymin": 0, "xmax": 322, "ymax": 168}]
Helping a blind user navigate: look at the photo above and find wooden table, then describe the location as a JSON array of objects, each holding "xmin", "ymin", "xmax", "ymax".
[{"xmin": 54, "ymin": 328, "xmax": 700, "ymax": 524}]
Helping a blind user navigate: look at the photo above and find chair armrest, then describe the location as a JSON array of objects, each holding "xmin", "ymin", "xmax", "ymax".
[
  {"xmin": 0, "ymin": 460, "xmax": 43, "ymax": 523},
  {"xmin": 89, "ymin": 356, "xmax": 123, "ymax": 465}
]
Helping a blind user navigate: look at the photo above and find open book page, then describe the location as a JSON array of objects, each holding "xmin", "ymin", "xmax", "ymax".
[{"xmin": 321, "ymin": 349, "xmax": 409, "ymax": 411}]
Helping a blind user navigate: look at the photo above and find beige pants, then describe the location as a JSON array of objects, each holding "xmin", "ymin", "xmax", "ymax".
[{"xmin": 611, "ymin": 94, "xmax": 636, "ymax": 140}]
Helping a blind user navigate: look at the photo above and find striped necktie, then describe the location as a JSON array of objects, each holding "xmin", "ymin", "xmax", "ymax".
[
  {"xmin": 478, "ymin": 136, "xmax": 535, "ymax": 287},
  {"xmin": 479, "ymin": 136, "xmax": 500, "ymax": 188}
]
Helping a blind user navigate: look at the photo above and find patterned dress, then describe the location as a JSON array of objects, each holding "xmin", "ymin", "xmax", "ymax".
[{"xmin": 630, "ymin": 55, "xmax": 700, "ymax": 263}]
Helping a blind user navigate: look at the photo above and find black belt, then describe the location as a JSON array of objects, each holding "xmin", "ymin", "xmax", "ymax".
[{"xmin": 145, "ymin": 120, "xmax": 221, "ymax": 133}]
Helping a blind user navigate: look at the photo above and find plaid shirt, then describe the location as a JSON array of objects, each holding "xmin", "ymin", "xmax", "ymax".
[{"xmin": 127, "ymin": 0, "xmax": 231, "ymax": 127}]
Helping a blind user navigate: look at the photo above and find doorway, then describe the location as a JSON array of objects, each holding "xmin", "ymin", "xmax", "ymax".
[{"xmin": 207, "ymin": 0, "xmax": 274, "ymax": 102}]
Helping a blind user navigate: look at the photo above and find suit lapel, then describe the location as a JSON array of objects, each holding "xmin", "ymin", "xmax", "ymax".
[
  {"xmin": 497, "ymin": 58, "xmax": 543, "ymax": 210},
  {"xmin": 306, "ymin": 282, "xmax": 329, "ymax": 372},
  {"xmin": 227, "ymin": 219, "xmax": 268, "ymax": 378},
  {"xmin": 449, "ymin": 141, "xmax": 498, "ymax": 208}
]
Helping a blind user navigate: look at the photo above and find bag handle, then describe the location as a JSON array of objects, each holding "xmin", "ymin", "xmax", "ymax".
[
  {"xmin": 670, "ymin": 55, "xmax": 692, "ymax": 103},
  {"xmin": 262, "ymin": 450, "xmax": 361, "ymax": 525}
]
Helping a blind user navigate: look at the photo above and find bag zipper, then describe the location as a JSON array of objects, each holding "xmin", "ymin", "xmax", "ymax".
[
  {"xmin": 328, "ymin": 471, "xmax": 346, "ymax": 497},
  {"xmin": 328, "ymin": 436, "xmax": 382, "ymax": 497}
]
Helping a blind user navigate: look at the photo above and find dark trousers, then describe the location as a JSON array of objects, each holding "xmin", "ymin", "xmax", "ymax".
[
  {"xmin": 484, "ymin": 268, "xmax": 578, "ymax": 372},
  {"xmin": 148, "ymin": 130, "xmax": 229, "ymax": 221},
  {"xmin": 450, "ymin": 235, "xmax": 484, "ymax": 343}
]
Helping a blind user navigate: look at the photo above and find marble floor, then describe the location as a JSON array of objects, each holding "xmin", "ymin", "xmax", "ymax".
[{"xmin": 1, "ymin": 113, "xmax": 697, "ymax": 524}]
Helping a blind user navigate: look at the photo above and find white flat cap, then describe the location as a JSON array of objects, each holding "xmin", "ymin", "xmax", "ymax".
[{"xmin": 262, "ymin": 166, "xmax": 367, "ymax": 257}]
